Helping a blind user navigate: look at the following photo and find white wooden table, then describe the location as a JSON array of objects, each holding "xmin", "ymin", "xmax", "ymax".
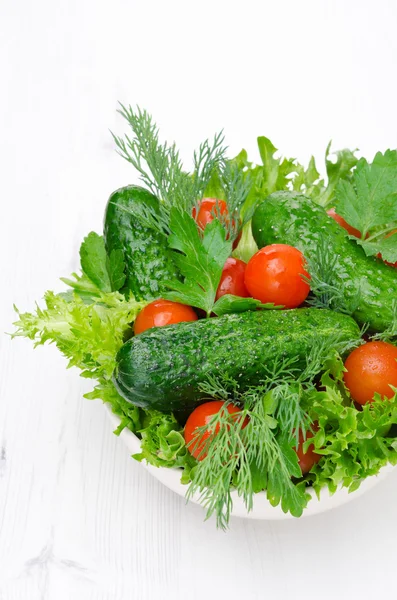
[{"xmin": 1, "ymin": 1, "xmax": 397, "ymax": 598}]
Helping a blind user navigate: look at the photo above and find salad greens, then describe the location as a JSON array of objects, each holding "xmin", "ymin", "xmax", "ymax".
[
  {"xmin": 335, "ymin": 150, "xmax": 397, "ymax": 263},
  {"xmin": 12, "ymin": 105, "xmax": 397, "ymax": 528}
]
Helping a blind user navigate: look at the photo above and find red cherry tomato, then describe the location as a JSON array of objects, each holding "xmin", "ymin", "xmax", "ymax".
[
  {"xmin": 192, "ymin": 198, "xmax": 241, "ymax": 249},
  {"xmin": 193, "ymin": 198, "xmax": 229, "ymax": 229},
  {"xmin": 184, "ymin": 401, "xmax": 248, "ymax": 460},
  {"xmin": 344, "ymin": 341, "xmax": 397, "ymax": 405},
  {"xmin": 377, "ymin": 230, "xmax": 397, "ymax": 268},
  {"xmin": 244, "ymin": 244, "xmax": 310, "ymax": 309},
  {"xmin": 215, "ymin": 257, "xmax": 250, "ymax": 300},
  {"xmin": 134, "ymin": 299, "xmax": 198, "ymax": 335},
  {"xmin": 294, "ymin": 425, "xmax": 321, "ymax": 475},
  {"xmin": 327, "ymin": 208, "xmax": 361, "ymax": 238}
]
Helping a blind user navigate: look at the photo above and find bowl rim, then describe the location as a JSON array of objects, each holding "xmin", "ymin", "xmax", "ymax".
[{"xmin": 104, "ymin": 404, "xmax": 396, "ymax": 521}]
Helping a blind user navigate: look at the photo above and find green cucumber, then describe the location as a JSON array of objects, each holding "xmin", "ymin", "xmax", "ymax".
[
  {"xmin": 103, "ymin": 185, "xmax": 178, "ymax": 300},
  {"xmin": 113, "ymin": 308, "xmax": 360, "ymax": 412},
  {"xmin": 252, "ymin": 191, "xmax": 397, "ymax": 332}
]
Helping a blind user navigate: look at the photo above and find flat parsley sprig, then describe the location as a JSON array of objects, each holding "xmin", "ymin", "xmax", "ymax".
[
  {"xmin": 335, "ymin": 150, "xmax": 397, "ymax": 263},
  {"xmin": 163, "ymin": 208, "xmax": 232, "ymax": 316},
  {"xmin": 163, "ymin": 208, "xmax": 280, "ymax": 317}
]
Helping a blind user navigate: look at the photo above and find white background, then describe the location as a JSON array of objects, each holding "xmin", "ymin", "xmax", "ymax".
[{"xmin": 1, "ymin": 1, "xmax": 397, "ymax": 598}]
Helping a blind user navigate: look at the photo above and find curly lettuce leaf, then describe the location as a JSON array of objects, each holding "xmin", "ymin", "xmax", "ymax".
[
  {"xmin": 305, "ymin": 377, "xmax": 397, "ymax": 495},
  {"xmin": 133, "ymin": 410, "xmax": 196, "ymax": 482},
  {"xmin": 13, "ymin": 290, "xmax": 145, "ymax": 380}
]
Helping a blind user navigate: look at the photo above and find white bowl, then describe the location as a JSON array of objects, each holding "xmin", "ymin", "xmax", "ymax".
[{"xmin": 105, "ymin": 405, "xmax": 395, "ymax": 520}]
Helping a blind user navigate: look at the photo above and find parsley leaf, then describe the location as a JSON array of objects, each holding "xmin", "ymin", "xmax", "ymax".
[
  {"xmin": 80, "ymin": 232, "xmax": 111, "ymax": 292},
  {"xmin": 335, "ymin": 150, "xmax": 397, "ymax": 258},
  {"xmin": 107, "ymin": 249, "xmax": 127, "ymax": 292},
  {"xmin": 212, "ymin": 294, "xmax": 281, "ymax": 317},
  {"xmin": 79, "ymin": 232, "xmax": 126, "ymax": 293},
  {"xmin": 163, "ymin": 208, "xmax": 232, "ymax": 316}
]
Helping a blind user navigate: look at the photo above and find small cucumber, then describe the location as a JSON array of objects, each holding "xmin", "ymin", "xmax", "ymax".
[
  {"xmin": 252, "ymin": 191, "xmax": 397, "ymax": 332},
  {"xmin": 113, "ymin": 308, "xmax": 360, "ymax": 412},
  {"xmin": 103, "ymin": 185, "xmax": 178, "ymax": 300}
]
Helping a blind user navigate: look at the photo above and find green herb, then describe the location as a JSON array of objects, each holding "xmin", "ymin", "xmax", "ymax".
[
  {"xmin": 211, "ymin": 294, "xmax": 281, "ymax": 317},
  {"xmin": 186, "ymin": 374, "xmax": 312, "ymax": 528},
  {"xmin": 312, "ymin": 144, "xmax": 359, "ymax": 208},
  {"xmin": 163, "ymin": 208, "xmax": 232, "ymax": 316},
  {"xmin": 304, "ymin": 236, "xmax": 363, "ymax": 316},
  {"xmin": 112, "ymin": 104, "xmax": 226, "ymax": 235},
  {"xmin": 335, "ymin": 150, "xmax": 397, "ymax": 262},
  {"xmin": 73, "ymin": 232, "xmax": 126, "ymax": 294},
  {"xmin": 372, "ymin": 300, "xmax": 397, "ymax": 343},
  {"xmin": 133, "ymin": 410, "xmax": 196, "ymax": 482},
  {"xmin": 307, "ymin": 378, "xmax": 397, "ymax": 495}
]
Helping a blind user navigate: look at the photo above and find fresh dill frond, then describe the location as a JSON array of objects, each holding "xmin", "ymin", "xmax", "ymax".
[
  {"xmin": 372, "ymin": 300, "xmax": 397, "ymax": 342},
  {"xmin": 305, "ymin": 236, "xmax": 361, "ymax": 315},
  {"xmin": 112, "ymin": 104, "xmax": 227, "ymax": 235}
]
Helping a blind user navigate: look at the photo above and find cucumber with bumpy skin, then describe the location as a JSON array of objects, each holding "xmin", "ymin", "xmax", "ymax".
[
  {"xmin": 252, "ymin": 191, "xmax": 397, "ymax": 332},
  {"xmin": 113, "ymin": 308, "xmax": 360, "ymax": 412},
  {"xmin": 103, "ymin": 185, "xmax": 178, "ymax": 300}
]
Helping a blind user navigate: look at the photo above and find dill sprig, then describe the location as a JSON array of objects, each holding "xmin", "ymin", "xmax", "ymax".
[
  {"xmin": 372, "ymin": 300, "xmax": 397, "ymax": 343},
  {"xmin": 112, "ymin": 104, "xmax": 226, "ymax": 235},
  {"xmin": 185, "ymin": 335, "xmax": 364, "ymax": 528},
  {"xmin": 305, "ymin": 236, "xmax": 362, "ymax": 315}
]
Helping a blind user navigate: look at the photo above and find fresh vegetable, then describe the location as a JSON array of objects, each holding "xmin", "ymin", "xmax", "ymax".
[
  {"xmin": 184, "ymin": 401, "xmax": 248, "ymax": 460},
  {"xmin": 193, "ymin": 198, "xmax": 230, "ymax": 230},
  {"xmin": 294, "ymin": 426, "xmax": 321, "ymax": 474},
  {"xmin": 244, "ymin": 244, "xmax": 310, "ymax": 309},
  {"xmin": 113, "ymin": 308, "xmax": 360, "ymax": 412},
  {"xmin": 104, "ymin": 185, "xmax": 179, "ymax": 300},
  {"xmin": 13, "ymin": 106, "xmax": 397, "ymax": 529},
  {"xmin": 193, "ymin": 198, "xmax": 242, "ymax": 248},
  {"xmin": 377, "ymin": 231, "xmax": 397, "ymax": 268},
  {"xmin": 335, "ymin": 150, "xmax": 397, "ymax": 264},
  {"xmin": 215, "ymin": 258, "xmax": 249, "ymax": 300},
  {"xmin": 252, "ymin": 191, "xmax": 397, "ymax": 332},
  {"xmin": 327, "ymin": 208, "xmax": 361, "ymax": 238},
  {"xmin": 134, "ymin": 299, "xmax": 198, "ymax": 335},
  {"xmin": 344, "ymin": 341, "xmax": 397, "ymax": 405}
]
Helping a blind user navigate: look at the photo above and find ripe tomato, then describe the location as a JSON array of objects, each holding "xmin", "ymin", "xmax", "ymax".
[
  {"xmin": 184, "ymin": 401, "xmax": 248, "ymax": 460},
  {"xmin": 192, "ymin": 198, "xmax": 241, "ymax": 249},
  {"xmin": 344, "ymin": 341, "xmax": 397, "ymax": 405},
  {"xmin": 134, "ymin": 299, "xmax": 198, "ymax": 335},
  {"xmin": 327, "ymin": 208, "xmax": 361, "ymax": 238},
  {"xmin": 377, "ymin": 231, "xmax": 397, "ymax": 268},
  {"xmin": 215, "ymin": 257, "xmax": 250, "ymax": 300},
  {"xmin": 244, "ymin": 244, "xmax": 310, "ymax": 308},
  {"xmin": 294, "ymin": 425, "xmax": 321, "ymax": 475}
]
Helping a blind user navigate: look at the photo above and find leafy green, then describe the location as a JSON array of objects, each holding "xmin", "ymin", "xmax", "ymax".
[
  {"xmin": 335, "ymin": 150, "xmax": 397, "ymax": 261},
  {"xmin": 133, "ymin": 410, "xmax": 196, "ymax": 480},
  {"xmin": 186, "ymin": 372, "xmax": 313, "ymax": 528},
  {"xmin": 107, "ymin": 249, "xmax": 127, "ymax": 291},
  {"xmin": 112, "ymin": 104, "xmax": 226, "ymax": 235},
  {"xmin": 163, "ymin": 208, "xmax": 232, "ymax": 316},
  {"xmin": 312, "ymin": 144, "xmax": 359, "ymax": 207},
  {"xmin": 307, "ymin": 379, "xmax": 397, "ymax": 495},
  {"xmin": 13, "ymin": 290, "xmax": 145, "ymax": 380},
  {"xmin": 212, "ymin": 294, "xmax": 281, "ymax": 317},
  {"xmin": 372, "ymin": 300, "xmax": 397, "ymax": 342},
  {"xmin": 80, "ymin": 232, "xmax": 112, "ymax": 292},
  {"xmin": 78, "ymin": 232, "xmax": 126, "ymax": 293}
]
